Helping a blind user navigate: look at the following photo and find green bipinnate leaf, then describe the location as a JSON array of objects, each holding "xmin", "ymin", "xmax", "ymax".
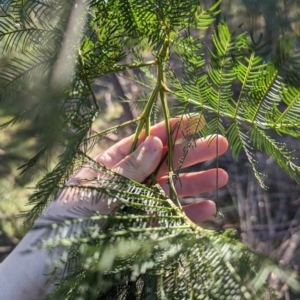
[{"xmin": 1, "ymin": 1, "xmax": 300, "ymax": 299}]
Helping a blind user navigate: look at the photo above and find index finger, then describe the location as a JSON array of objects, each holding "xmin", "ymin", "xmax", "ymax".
[{"xmin": 95, "ymin": 115, "xmax": 204, "ymax": 168}]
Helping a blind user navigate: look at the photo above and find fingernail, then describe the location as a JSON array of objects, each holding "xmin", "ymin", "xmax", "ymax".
[{"xmin": 141, "ymin": 136, "xmax": 158, "ymax": 152}]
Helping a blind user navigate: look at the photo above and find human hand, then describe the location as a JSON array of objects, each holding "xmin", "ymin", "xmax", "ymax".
[{"xmin": 72, "ymin": 115, "xmax": 228, "ymax": 222}]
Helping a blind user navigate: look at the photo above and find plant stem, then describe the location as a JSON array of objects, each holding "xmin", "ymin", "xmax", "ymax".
[
  {"xmin": 157, "ymin": 31, "xmax": 182, "ymax": 206},
  {"xmin": 113, "ymin": 60, "xmax": 158, "ymax": 72},
  {"xmin": 130, "ymin": 84, "xmax": 160, "ymax": 152},
  {"xmin": 130, "ymin": 34, "xmax": 171, "ymax": 152},
  {"xmin": 159, "ymin": 69, "xmax": 180, "ymax": 207},
  {"xmin": 86, "ymin": 116, "xmax": 143, "ymax": 142}
]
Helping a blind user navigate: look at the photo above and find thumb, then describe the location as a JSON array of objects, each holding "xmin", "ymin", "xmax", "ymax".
[{"xmin": 112, "ymin": 136, "xmax": 163, "ymax": 182}]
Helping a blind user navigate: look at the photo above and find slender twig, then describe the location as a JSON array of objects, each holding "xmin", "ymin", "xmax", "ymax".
[
  {"xmin": 130, "ymin": 37, "xmax": 170, "ymax": 151},
  {"xmin": 86, "ymin": 116, "xmax": 143, "ymax": 142},
  {"xmin": 130, "ymin": 84, "xmax": 160, "ymax": 152},
  {"xmin": 112, "ymin": 59, "xmax": 158, "ymax": 72}
]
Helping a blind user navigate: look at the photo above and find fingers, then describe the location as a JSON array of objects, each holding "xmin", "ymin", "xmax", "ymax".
[
  {"xmin": 69, "ymin": 136, "xmax": 163, "ymax": 185},
  {"xmin": 183, "ymin": 200, "xmax": 216, "ymax": 223},
  {"xmin": 95, "ymin": 115, "xmax": 203, "ymax": 168},
  {"xmin": 112, "ymin": 136, "xmax": 163, "ymax": 182},
  {"xmin": 157, "ymin": 168, "xmax": 228, "ymax": 197},
  {"xmin": 156, "ymin": 135, "xmax": 228, "ymax": 178},
  {"xmin": 89, "ymin": 117, "xmax": 227, "ymax": 226}
]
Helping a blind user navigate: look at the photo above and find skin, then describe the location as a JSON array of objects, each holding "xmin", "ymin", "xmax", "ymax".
[{"xmin": 0, "ymin": 116, "xmax": 228, "ymax": 299}]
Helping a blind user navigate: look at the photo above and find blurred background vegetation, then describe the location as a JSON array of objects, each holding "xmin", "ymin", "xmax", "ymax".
[{"xmin": 1, "ymin": 0, "xmax": 300, "ymax": 298}]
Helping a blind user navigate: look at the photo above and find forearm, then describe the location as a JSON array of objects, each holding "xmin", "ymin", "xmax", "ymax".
[
  {"xmin": 0, "ymin": 175, "xmax": 111, "ymax": 300},
  {"xmin": 0, "ymin": 229, "xmax": 56, "ymax": 300}
]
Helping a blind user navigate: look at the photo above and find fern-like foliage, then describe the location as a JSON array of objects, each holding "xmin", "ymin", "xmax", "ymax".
[
  {"xmin": 40, "ymin": 155, "xmax": 296, "ymax": 299},
  {"xmin": 1, "ymin": 0, "xmax": 300, "ymax": 299}
]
